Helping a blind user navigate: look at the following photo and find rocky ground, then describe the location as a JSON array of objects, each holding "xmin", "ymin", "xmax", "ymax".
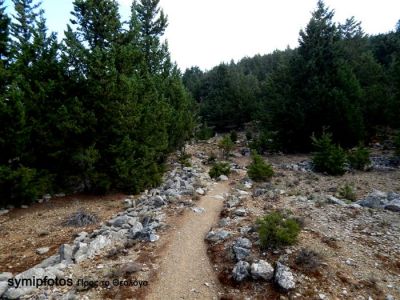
[{"xmin": 0, "ymin": 135, "xmax": 399, "ymax": 300}]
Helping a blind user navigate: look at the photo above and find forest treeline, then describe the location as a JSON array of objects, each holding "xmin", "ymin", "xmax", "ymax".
[
  {"xmin": 184, "ymin": 1, "xmax": 400, "ymax": 152},
  {"xmin": 0, "ymin": 0, "xmax": 194, "ymax": 206}
]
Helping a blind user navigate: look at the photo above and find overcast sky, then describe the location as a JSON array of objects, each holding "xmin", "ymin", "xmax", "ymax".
[{"xmin": 4, "ymin": 0, "xmax": 400, "ymax": 71}]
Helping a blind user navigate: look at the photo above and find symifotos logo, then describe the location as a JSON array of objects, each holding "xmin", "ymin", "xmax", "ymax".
[{"xmin": 8, "ymin": 276, "xmax": 74, "ymax": 288}]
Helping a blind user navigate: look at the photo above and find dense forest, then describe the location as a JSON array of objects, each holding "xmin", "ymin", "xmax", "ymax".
[
  {"xmin": 0, "ymin": 0, "xmax": 194, "ymax": 206},
  {"xmin": 1, "ymin": 0, "xmax": 399, "ymax": 207},
  {"xmin": 184, "ymin": 1, "xmax": 400, "ymax": 152}
]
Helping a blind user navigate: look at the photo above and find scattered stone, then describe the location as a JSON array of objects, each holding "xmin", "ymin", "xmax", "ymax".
[
  {"xmin": 234, "ymin": 208, "xmax": 247, "ymax": 217},
  {"xmin": 73, "ymin": 243, "xmax": 88, "ymax": 263},
  {"xmin": 218, "ymin": 175, "xmax": 229, "ymax": 181},
  {"xmin": 274, "ymin": 262, "xmax": 296, "ymax": 291},
  {"xmin": 233, "ymin": 246, "xmax": 250, "ymax": 261},
  {"xmin": 232, "ymin": 261, "xmax": 250, "ymax": 282},
  {"xmin": 206, "ymin": 230, "xmax": 231, "ymax": 242},
  {"xmin": 327, "ymin": 195, "xmax": 347, "ymax": 206},
  {"xmin": 21, "ymin": 205, "xmax": 29, "ymax": 209},
  {"xmin": 87, "ymin": 235, "xmax": 112, "ymax": 258},
  {"xmin": 192, "ymin": 207, "xmax": 205, "ymax": 214},
  {"xmin": 152, "ymin": 196, "xmax": 166, "ymax": 207},
  {"xmin": 196, "ymin": 188, "xmax": 205, "ymax": 195},
  {"xmin": 123, "ymin": 199, "xmax": 133, "ymax": 208},
  {"xmin": 251, "ymin": 260, "xmax": 274, "ymax": 281},
  {"xmin": 219, "ymin": 218, "xmax": 231, "ymax": 227},
  {"xmin": 385, "ymin": 199, "xmax": 400, "ymax": 212},
  {"xmin": 356, "ymin": 190, "xmax": 388, "ymax": 209},
  {"xmin": 36, "ymin": 247, "xmax": 50, "ymax": 255}
]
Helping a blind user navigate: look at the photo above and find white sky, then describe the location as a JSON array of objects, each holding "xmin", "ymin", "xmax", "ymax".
[{"xmin": 5, "ymin": 0, "xmax": 400, "ymax": 71}]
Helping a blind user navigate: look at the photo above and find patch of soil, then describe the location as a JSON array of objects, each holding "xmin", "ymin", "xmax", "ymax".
[{"xmin": 0, "ymin": 194, "xmax": 124, "ymax": 274}]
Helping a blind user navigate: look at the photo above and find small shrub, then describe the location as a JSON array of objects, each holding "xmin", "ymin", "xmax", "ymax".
[
  {"xmin": 311, "ymin": 132, "xmax": 347, "ymax": 175},
  {"xmin": 218, "ymin": 135, "xmax": 235, "ymax": 159},
  {"xmin": 195, "ymin": 123, "xmax": 214, "ymax": 141},
  {"xmin": 209, "ymin": 162, "xmax": 231, "ymax": 179},
  {"xmin": 348, "ymin": 145, "xmax": 370, "ymax": 170},
  {"xmin": 178, "ymin": 152, "xmax": 191, "ymax": 167},
  {"xmin": 249, "ymin": 131, "xmax": 278, "ymax": 154},
  {"xmin": 63, "ymin": 209, "xmax": 99, "ymax": 227},
  {"xmin": 230, "ymin": 130, "xmax": 238, "ymax": 143},
  {"xmin": 247, "ymin": 152, "xmax": 274, "ymax": 181},
  {"xmin": 0, "ymin": 165, "xmax": 51, "ymax": 207},
  {"xmin": 256, "ymin": 212, "xmax": 301, "ymax": 248},
  {"xmin": 338, "ymin": 183, "xmax": 357, "ymax": 202},
  {"xmin": 295, "ymin": 248, "xmax": 322, "ymax": 272}
]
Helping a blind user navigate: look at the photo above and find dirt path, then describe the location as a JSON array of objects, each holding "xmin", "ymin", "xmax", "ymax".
[{"xmin": 146, "ymin": 181, "xmax": 230, "ymax": 300}]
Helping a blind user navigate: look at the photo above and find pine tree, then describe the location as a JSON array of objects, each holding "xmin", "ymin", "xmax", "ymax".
[{"xmin": 0, "ymin": 0, "xmax": 9, "ymax": 62}]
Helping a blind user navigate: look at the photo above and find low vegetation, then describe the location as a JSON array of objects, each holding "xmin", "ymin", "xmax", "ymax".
[
  {"xmin": 312, "ymin": 132, "xmax": 347, "ymax": 175},
  {"xmin": 218, "ymin": 135, "xmax": 235, "ymax": 159},
  {"xmin": 339, "ymin": 183, "xmax": 357, "ymax": 202},
  {"xmin": 209, "ymin": 162, "xmax": 231, "ymax": 179},
  {"xmin": 256, "ymin": 211, "xmax": 301, "ymax": 248},
  {"xmin": 247, "ymin": 152, "xmax": 274, "ymax": 181},
  {"xmin": 348, "ymin": 145, "xmax": 371, "ymax": 170},
  {"xmin": 295, "ymin": 248, "xmax": 322, "ymax": 273}
]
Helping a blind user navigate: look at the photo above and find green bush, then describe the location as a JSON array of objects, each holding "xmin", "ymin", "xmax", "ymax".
[
  {"xmin": 338, "ymin": 183, "xmax": 357, "ymax": 202},
  {"xmin": 195, "ymin": 123, "xmax": 214, "ymax": 141},
  {"xmin": 348, "ymin": 145, "xmax": 370, "ymax": 170},
  {"xmin": 257, "ymin": 212, "xmax": 301, "ymax": 248},
  {"xmin": 218, "ymin": 135, "xmax": 234, "ymax": 159},
  {"xmin": 247, "ymin": 152, "xmax": 274, "ymax": 181},
  {"xmin": 311, "ymin": 132, "xmax": 347, "ymax": 175},
  {"xmin": 230, "ymin": 130, "xmax": 238, "ymax": 143},
  {"xmin": 0, "ymin": 165, "xmax": 51, "ymax": 207},
  {"xmin": 209, "ymin": 162, "xmax": 231, "ymax": 179},
  {"xmin": 249, "ymin": 131, "xmax": 278, "ymax": 154}
]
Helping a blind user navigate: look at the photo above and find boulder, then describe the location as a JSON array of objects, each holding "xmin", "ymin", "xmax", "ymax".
[
  {"xmin": 233, "ymin": 246, "xmax": 250, "ymax": 261},
  {"xmin": 327, "ymin": 195, "xmax": 347, "ymax": 206},
  {"xmin": 196, "ymin": 188, "xmax": 205, "ymax": 195},
  {"xmin": 58, "ymin": 244, "xmax": 74, "ymax": 264},
  {"xmin": 234, "ymin": 208, "xmax": 247, "ymax": 217},
  {"xmin": 235, "ymin": 237, "xmax": 252, "ymax": 249},
  {"xmin": 385, "ymin": 199, "xmax": 400, "ymax": 212},
  {"xmin": 35, "ymin": 254, "xmax": 60, "ymax": 268},
  {"xmin": 205, "ymin": 230, "xmax": 231, "ymax": 242},
  {"xmin": 129, "ymin": 222, "xmax": 144, "ymax": 238},
  {"xmin": 232, "ymin": 261, "xmax": 250, "ymax": 282},
  {"xmin": 123, "ymin": 199, "xmax": 133, "ymax": 209},
  {"xmin": 152, "ymin": 196, "xmax": 166, "ymax": 207},
  {"xmin": 274, "ymin": 262, "xmax": 296, "ymax": 291},
  {"xmin": 226, "ymin": 195, "xmax": 240, "ymax": 208},
  {"xmin": 87, "ymin": 235, "xmax": 112, "ymax": 258},
  {"xmin": 356, "ymin": 190, "xmax": 388, "ymax": 208},
  {"xmin": 218, "ymin": 175, "xmax": 229, "ymax": 181},
  {"xmin": 251, "ymin": 260, "xmax": 274, "ymax": 280},
  {"xmin": 73, "ymin": 243, "xmax": 88, "ymax": 263}
]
